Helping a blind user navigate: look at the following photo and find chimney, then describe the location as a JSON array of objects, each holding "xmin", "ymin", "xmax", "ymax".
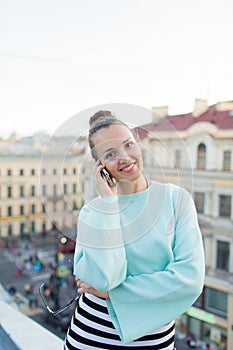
[
  {"xmin": 152, "ymin": 105, "xmax": 168, "ymax": 122},
  {"xmin": 216, "ymin": 100, "xmax": 233, "ymax": 111},
  {"xmin": 192, "ymin": 98, "xmax": 208, "ymax": 118}
]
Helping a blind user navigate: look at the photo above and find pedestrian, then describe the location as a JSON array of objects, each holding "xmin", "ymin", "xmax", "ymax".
[
  {"xmin": 7, "ymin": 283, "xmax": 17, "ymax": 296},
  {"xmin": 15, "ymin": 263, "xmax": 22, "ymax": 277},
  {"xmin": 64, "ymin": 112, "xmax": 205, "ymax": 349},
  {"xmin": 28, "ymin": 293, "xmax": 35, "ymax": 309}
]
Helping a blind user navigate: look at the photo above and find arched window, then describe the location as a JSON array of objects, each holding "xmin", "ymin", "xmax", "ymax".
[{"xmin": 197, "ymin": 143, "xmax": 206, "ymax": 169}]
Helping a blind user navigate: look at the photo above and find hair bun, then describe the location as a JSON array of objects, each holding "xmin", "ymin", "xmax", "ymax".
[{"xmin": 89, "ymin": 110, "xmax": 115, "ymax": 128}]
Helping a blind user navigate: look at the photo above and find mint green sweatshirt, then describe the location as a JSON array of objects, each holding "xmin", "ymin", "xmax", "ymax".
[{"xmin": 74, "ymin": 181, "xmax": 205, "ymax": 343}]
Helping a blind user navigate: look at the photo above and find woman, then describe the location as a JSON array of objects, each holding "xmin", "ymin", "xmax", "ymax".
[{"xmin": 64, "ymin": 112, "xmax": 205, "ymax": 349}]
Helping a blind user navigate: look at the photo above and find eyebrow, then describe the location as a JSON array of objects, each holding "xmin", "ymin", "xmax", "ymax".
[{"xmin": 103, "ymin": 137, "xmax": 132, "ymax": 155}]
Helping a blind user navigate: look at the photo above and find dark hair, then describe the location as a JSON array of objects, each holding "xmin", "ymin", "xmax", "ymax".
[
  {"xmin": 88, "ymin": 114, "xmax": 130, "ymax": 160},
  {"xmin": 89, "ymin": 110, "xmax": 115, "ymax": 128}
]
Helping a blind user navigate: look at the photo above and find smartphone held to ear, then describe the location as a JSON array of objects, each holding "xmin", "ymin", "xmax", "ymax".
[{"xmin": 101, "ymin": 168, "xmax": 115, "ymax": 186}]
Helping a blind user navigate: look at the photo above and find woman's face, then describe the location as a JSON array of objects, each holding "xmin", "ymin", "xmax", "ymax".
[{"xmin": 92, "ymin": 124, "xmax": 143, "ymax": 182}]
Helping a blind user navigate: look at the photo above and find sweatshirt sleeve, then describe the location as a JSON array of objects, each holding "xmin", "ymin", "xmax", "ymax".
[
  {"xmin": 107, "ymin": 188, "xmax": 205, "ymax": 343},
  {"xmin": 73, "ymin": 196, "xmax": 127, "ymax": 291}
]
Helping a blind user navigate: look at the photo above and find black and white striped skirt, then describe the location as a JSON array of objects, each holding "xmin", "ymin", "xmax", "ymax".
[{"xmin": 64, "ymin": 293, "xmax": 175, "ymax": 349}]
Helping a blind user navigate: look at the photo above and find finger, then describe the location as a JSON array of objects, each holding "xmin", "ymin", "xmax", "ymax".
[
  {"xmin": 77, "ymin": 285, "xmax": 91, "ymax": 294},
  {"xmin": 95, "ymin": 164, "xmax": 105, "ymax": 177},
  {"xmin": 76, "ymin": 279, "xmax": 83, "ymax": 288}
]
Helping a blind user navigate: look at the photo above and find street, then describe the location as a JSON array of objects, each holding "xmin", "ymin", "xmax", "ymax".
[
  {"xmin": 0, "ymin": 234, "xmax": 194, "ymax": 349},
  {"xmin": 0, "ymin": 234, "xmax": 76, "ymax": 341}
]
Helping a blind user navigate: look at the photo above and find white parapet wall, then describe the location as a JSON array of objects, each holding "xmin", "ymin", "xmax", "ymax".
[{"xmin": 0, "ymin": 301, "xmax": 64, "ymax": 350}]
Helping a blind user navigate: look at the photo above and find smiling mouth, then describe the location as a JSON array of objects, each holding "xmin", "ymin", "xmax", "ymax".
[{"xmin": 120, "ymin": 163, "xmax": 136, "ymax": 172}]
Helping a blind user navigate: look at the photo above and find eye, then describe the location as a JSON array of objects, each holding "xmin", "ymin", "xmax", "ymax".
[
  {"xmin": 125, "ymin": 141, "xmax": 134, "ymax": 148},
  {"xmin": 105, "ymin": 150, "xmax": 117, "ymax": 159}
]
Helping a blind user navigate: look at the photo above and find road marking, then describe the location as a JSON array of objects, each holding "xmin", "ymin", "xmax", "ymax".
[{"xmin": 31, "ymin": 272, "xmax": 51, "ymax": 282}]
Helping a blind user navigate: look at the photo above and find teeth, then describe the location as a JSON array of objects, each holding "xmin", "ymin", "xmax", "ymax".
[{"xmin": 123, "ymin": 164, "xmax": 134, "ymax": 171}]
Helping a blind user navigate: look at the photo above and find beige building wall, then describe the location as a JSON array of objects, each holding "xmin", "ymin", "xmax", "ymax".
[{"xmin": 0, "ymin": 156, "xmax": 83, "ymax": 239}]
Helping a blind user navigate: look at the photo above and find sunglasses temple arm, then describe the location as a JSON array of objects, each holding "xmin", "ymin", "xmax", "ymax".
[{"xmin": 52, "ymin": 294, "xmax": 81, "ymax": 316}]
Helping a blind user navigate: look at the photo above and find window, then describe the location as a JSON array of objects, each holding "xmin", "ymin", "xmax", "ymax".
[
  {"xmin": 216, "ymin": 241, "xmax": 229, "ymax": 272},
  {"xmin": 73, "ymin": 201, "xmax": 78, "ymax": 210},
  {"xmin": 63, "ymin": 202, "xmax": 68, "ymax": 211},
  {"xmin": 20, "ymin": 186, "xmax": 24, "ymax": 197},
  {"xmin": 42, "ymin": 220, "xmax": 46, "ymax": 232},
  {"xmin": 63, "ymin": 168, "xmax": 67, "ymax": 175},
  {"xmin": 7, "ymin": 186, "xmax": 12, "ymax": 198},
  {"xmin": 73, "ymin": 183, "xmax": 77, "ymax": 193},
  {"xmin": 53, "ymin": 169, "xmax": 57, "ymax": 175},
  {"xmin": 31, "ymin": 204, "xmax": 35, "ymax": 214},
  {"xmin": 31, "ymin": 185, "xmax": 35, "ymax": 196},
  {"xmin": 193, "ymin": 293, "xmax": 203, "ymax": 309},
  {"xmin": 42, "ymin": 185, "xmax": 46, "ymax": 196},
  {"xmin": 42, "ymin": 204, "xmax": 46, "ymax": 213},
  {"xmin": 194, "ymin": 192, "xmax": 205, "ymax": 214},
  {"xmin": 20, "ymin": 205, "xmax": 24, "ymax": 215},
  {"xmin": 8, "ymin": 225, "xmax": 12, "ymax": 235},
  {"xmin": 63, "ymin": 183, "xmax": 67, "ymax": 194},
  {"xmin": 31, "ymin": 221, "xmax": 35, "ymax": 233},
  {"xmin": 197, "ymin": 143, "xmax": 206, "ymax": 170},
  {"xmin": 31, "ymin": 169, "xmax": 35, "ymax": 175},
  {"xmin": 19, "ymin": 169, "xmax": 24, "ymax": 176},
  {"xmin": 223, "ymin": 150, "xmax": 231, "ymax": 171},
  {"xmin": 20, "ymin": 223, "xmax": 24, "ymax": 235},
  {"xmin": 42, "ymin": 168, "xmax": 46, "ymax": 175},
  {"xmin": 219, "ymin": 195, "xmax": 231, "ymax": 218},
  {"xmin": 7, "ymin": 169, "xmax": 12, "ymax": 176},
  {"xmin": 53, "ymin": 202, "xmax": 57, "ymax": 212},
  {"xmin": 174, "ymin": 150, "xmax": 181, "ymax": 168},
  {"xmin": 204, "ymin": 287, "xmax": 227, "ymax": 317},
  {"xmin": 53, "ymin": 184, "xmax": 57, "ymax": 196},
  {"xmin": 73, "ymin": 168, "xmax": 77, "ymax": 175},
  {"xmin": 7, "ymin": 206, "xmax": 12, "ymax": 216}
]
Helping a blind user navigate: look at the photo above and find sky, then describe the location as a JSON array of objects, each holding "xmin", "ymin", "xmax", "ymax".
[{"xmin": 1, "ymin": 0, "xmax": 233, "ymax": 138}]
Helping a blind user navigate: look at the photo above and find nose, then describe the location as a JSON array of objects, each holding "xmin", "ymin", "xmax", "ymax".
[{"xmin": 117, "ymin": 149, "xmax": 130, "ymax": 161}]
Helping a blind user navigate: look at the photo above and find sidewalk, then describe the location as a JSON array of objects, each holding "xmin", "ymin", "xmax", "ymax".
[
  {"xmin": 15, "ymin": 291, "xmax": 43, "ymax": 316},
  {"xmin": 0, "ymin": 283, "xmax": 43, "ymax": 317}
]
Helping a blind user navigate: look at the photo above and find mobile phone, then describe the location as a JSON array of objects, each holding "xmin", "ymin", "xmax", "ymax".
[{"xmin": 101, "ymin": 168, "xmax": 114, "ymax": 186}]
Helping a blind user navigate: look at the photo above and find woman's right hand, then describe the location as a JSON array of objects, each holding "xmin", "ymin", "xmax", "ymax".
[
  {"xmin": 76, "ymin": 277, "xmax": 109, "ymax": 298},
  {"xmin": 95, "ymin": 160, "xmax": 116, "ymax": 198}
]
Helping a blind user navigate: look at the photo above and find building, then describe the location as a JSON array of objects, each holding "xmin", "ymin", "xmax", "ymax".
[
  {"xmin": 0, "ymin": 133, "xmax": 86, "ymax": 243},
  {"xmin": 137, "ymin": 99, "xmax": 233, "ymax": 349}
]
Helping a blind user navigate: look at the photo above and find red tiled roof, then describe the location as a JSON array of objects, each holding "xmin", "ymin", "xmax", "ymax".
[{"xmin": 137, "ymin": 104, "xmax": 233, "ymax": 138}]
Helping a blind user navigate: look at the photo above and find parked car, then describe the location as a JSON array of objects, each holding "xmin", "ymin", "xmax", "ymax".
[{"xmin": 57, "ymin": 236, "xmax": 75, "ymax": 253}]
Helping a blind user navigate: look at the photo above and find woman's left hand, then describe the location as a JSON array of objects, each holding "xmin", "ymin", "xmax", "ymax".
[{"xmin": 76, "ymin": 277, "xmax": 109, "ymax": 299}]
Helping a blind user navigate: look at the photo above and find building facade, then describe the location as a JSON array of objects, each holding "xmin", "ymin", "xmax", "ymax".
[
  {"xmin": 0, "ymin": 155, "xmax": 83, "ymax": 243},
  {"xmin": 138, "ymin": 99, "xmax": 233, "ymax": 349}
]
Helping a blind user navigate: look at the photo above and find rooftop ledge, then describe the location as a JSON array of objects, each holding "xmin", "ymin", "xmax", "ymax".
[{"xmin": 0, "ymin": 301, "xmax": 63, "ymax": 350}]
